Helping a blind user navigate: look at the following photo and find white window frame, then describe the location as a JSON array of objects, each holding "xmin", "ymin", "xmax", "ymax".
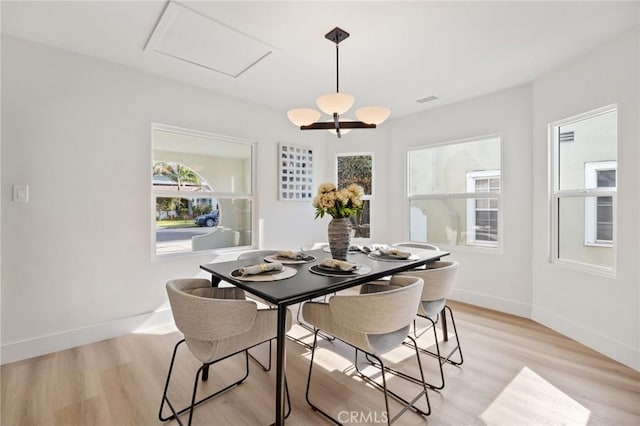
[
  {"xmin": 151, "ymin": 123, "xmax": 256, "ymax": 259},
  {"xmin": 549, "ymin": 105, "xmax": 617, "ymax": 276},
  {"xmin": 406, "ymin": 134, "xmax": 502, "ymax": 252},
  {"xmin": 466, "ymin": 170, "xmax": 501, "ymax": 247},
  {"xmin": 584, "ymin": 161, "xmax": 616, "ymax": 247}
]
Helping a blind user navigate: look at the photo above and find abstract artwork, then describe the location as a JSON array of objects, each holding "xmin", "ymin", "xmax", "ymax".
[{"xmin": 278, "ymin": 143, "xmax": 313, "ymax": 201}]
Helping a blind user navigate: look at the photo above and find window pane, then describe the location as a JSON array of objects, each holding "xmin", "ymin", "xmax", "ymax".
[
  {"xmin": 558, "ymin": 110, "xmax": 617, "ymax": 191},
  {"xmin": 155, "ymin": 197, "xmax": 252, "ymax": 255},
  {"xmin": 349, "ymin": 199, "xmax": 370, "ymax": 238},
  {"xmin": 410, "ymin": 199, "xmax": 467, "ymax": 246},
  {"xmin": 475, "ymin": 179, "xmax": 489, "ymax": 191},
  {"xmin": 475, "ymin": 211, "xmax": 498, "ymax": 242},
  {"xmin": 476, "ymin": 199, "xmax": 489, "ymax": 209},
  {"xmin": 153, "ymin": 129, "xmax": 252, "ymax": 194},
  {"xmin": 337, "ymin": 155, "xmax": 373, "ymax": 195},
  {"xmin": 597, "ymin": 223, "xmax": 613, "ymax": 241},
  {"xmin": 408, "ymin": 137, "xmax": 500, "ymax": 194},
  {"xmin": 596, "ymin": 170, "xmax": 616, "ymax": 187},
  {"xmin": 557, "ymin": 197, "xmax": 614, "ymax": 268},
  {"xmin": 410, "ymin": 198, "xmax": 498, "ymax": 247}
]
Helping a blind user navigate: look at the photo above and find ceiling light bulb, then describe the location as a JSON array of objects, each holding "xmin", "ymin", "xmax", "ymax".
[
  {"xmin": 316, "ymin": 92, "xmax": 355, "ymax": 115},
  {"xmin": 287, "ymin": 108, "xmax": 322, "ymax": 126},
  {"xmin": 355, "ymin": 106, "xmax": 391, "ymax": 125}
]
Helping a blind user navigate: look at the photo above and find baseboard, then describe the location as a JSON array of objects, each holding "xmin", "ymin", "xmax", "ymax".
[
  {"xmin": 1, "ymin": 308, "xmax": 175, "ymax": 365},
  {"xmin": 532, "ymin": 305, "xmax": 639, "ymax": 372},
  {"xmin": 449, "ymin": 288, "xmax": 532, "ymax": 318}
]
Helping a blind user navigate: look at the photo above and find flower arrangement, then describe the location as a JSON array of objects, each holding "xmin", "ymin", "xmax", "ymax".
[{"xmin": 312, "ymin": 182, "xmax": 364, "ymax": 219}]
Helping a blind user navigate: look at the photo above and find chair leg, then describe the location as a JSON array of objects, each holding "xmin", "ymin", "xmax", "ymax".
[
  {"xmin": 401, "ymin": 306, "xmax": 464, "ymax": 390},
  {"xmin": 305, "ymin": 330, "xmax": 429, "ymax": 425},
  {"xmin": 355, "ymin": 349, "xmax": 430, "ymax": 421},
  {"xmin": 159, "ymin": 342, "xmax": 250, "ymax": 425},
  {"xmin": 248, "ymin": 339, "xmax": 273, "ymax": 371},
  {"xmin": 305, "ymin": 330, "xmax": 345, "ymax": 424}
]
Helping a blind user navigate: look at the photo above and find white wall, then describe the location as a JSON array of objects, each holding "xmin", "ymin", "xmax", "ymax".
[
  {"xmin": 386, "ymin": 85, "xmax": 534, "ymax": 317},
  {"xmin": 531, "ymin": 29, "xmax": 639, "ymax": 370},
  {"xmin": 2, "ymin": 30, "xmax": 638, "ymax": 371},
  {"xmin": 0, "ymin": 35, "xmax": 329, "ymax": 363}
]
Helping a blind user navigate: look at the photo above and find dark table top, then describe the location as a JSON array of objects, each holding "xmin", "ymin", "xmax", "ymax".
[{"xmin": 200, "ymin": 248, "xmax": 449, "ymax": 306}]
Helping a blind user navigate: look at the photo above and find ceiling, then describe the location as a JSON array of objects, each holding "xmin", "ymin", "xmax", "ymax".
[{"xmin": 2, "ymin": 1, "xmax": 639, "ymax": 120}]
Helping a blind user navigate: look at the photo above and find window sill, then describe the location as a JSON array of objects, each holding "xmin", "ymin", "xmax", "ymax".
[{"xmin": 550, "ymin": 258, "xmax": 616, "ymax": 279}]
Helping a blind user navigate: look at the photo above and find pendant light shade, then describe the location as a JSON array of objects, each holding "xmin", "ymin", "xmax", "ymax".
[
  {"xmin": 355, "ymin": 106, "xmax": 391, "ymax": 125},
  {"xmin": 287, "ymin": 108, "xmax": 322, "ymax": 126},
  {"xmin": 316, "ymin": 92, "xmax": 355, "ymax": 115},
  {"xmin": 286, "ymin": 27, "xmax": 390, "ymax": 138}
]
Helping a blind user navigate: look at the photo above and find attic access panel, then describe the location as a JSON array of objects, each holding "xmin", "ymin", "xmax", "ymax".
[{"xmin": 145, "ymin": 2, "xmax": 273, "ymax": 78}]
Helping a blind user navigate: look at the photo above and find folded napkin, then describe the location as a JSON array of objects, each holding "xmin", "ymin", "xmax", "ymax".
[
  {"xmin": 320, "ymin": 258, "xmax": 358, "ymax": 271},
  {"xmin": 378, "ymin": 248, "xmax": 411, "ymax": 259},
  {"xmin": 240, "ymin": 262, "xmax": 284, "ymax": 276},
  {"xmin": 277, "ymin": 250, "xmax": 305, "ymax": 259},
  {"xmin": 360, "ymin": 244, "xmax": 390, "ymax": 253}
]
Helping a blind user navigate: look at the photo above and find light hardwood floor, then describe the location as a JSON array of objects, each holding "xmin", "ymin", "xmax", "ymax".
[{"xmin": 2, "ymin": 301, "xmax": 639, "ymax": 425}]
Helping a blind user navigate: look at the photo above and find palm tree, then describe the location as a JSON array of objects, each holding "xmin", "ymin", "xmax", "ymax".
[{"xmin": 153, "ymin": 162, "xmax": 201, "ymax": 190}]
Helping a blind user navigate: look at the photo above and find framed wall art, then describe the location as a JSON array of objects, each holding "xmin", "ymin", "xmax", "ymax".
[{"xmin": 278, "ymin": 143, "xmax": 314, "ymax": 201}]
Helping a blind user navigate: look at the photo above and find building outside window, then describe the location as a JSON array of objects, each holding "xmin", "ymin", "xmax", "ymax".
[
  {"xmin": 466, "ymin": 170, "xmax": 501, "ymax": 246},
  {"xmin": 550, "ymin": 106, "xmax": 617, "ymax": 273},
  {"xmin": 152, "ymin": 124, "xmax": 255, "ymax": 256},
  {"xmin": 407, "ymin": 136, "xmax": 501, "ymax": 249}
]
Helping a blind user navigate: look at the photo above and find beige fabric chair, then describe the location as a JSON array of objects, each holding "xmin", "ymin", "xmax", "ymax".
[
  {"xmin": 396, "ymin": 261, "xmax": 463, "ymax": 389},
  {"xmin": 237, "ymin": 249, "xmax": 277, "ymax": 261},
  {"xmin": 302, "ymin": 275, "xmax": 431, "ymax": 425},
  {"xmin": 393, "ymin": 241, "xmax": 440, "ymax": 251},
  {"xmin": 159, "ymin": 278, "xmax": 292, "ymax": 426},
  {"xmin": 300, "ymin": 242, "xmax": 328, "ymax": 251}
]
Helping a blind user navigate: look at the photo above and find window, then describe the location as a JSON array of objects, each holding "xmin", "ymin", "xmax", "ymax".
[
  {"xmin": 550, "ymin": 106, "xmax": 617, "ymax": 273},
  {"xmin": 152, "ymin": 124, "xmax": 255, "ymax": 256},
  {"xmin": 337, "ymin": 154, "xmax": 373, "ymax": 238},
  {"xmin": 407, "ymin": 136, "xmax": 501, "ymax": 249},
  {"xmin": 466, "ymin": 170, "xmax": 501, "ymax": 246},
  {"xmin": 584, "ymin": 161, "xmax": 617, "ymax": 245}
]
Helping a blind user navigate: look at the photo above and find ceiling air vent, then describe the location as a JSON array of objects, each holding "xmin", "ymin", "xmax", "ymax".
[
  {"xmin": 416, "ymin": 95, "xmax": 439, "ymax": 104},
  {"xmin": 559, "ymin": 131, "xmax": 575, "ymax": 143}
]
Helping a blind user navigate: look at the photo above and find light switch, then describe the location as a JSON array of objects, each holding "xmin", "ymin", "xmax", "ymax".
[{"xmin": 13, "ymin": 185, "xmax": 29, "ymax": 203}]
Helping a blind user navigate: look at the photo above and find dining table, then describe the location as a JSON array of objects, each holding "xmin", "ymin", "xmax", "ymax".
[{"xmin": 200, "ymin": 246, "xmax": 449, "ymax": 425}]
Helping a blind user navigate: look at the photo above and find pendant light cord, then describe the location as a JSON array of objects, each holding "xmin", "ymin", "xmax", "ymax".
[{"xmin": 335, "ymin": 44, "xmax": 340, "ymax": 93}]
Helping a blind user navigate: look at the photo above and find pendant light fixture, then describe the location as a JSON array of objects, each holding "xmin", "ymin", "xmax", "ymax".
[{"xmin": 286, "ymin": 27, "xmax": 390, "ymax": 138}]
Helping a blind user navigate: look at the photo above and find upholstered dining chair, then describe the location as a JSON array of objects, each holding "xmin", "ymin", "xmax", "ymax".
[
  {"xmin": 300, "ymin": 242, "xmax": 329, "ymax": 251},
  {"xmin": 294, "ymin": 242, "xmax": 335, "ymax": 348},
  {"xmin": 159, "ymin": 278, "xmax": 292, "ymax": 426},
  {"xmin": 302, "ymin": 275, "xmax": 431, "ymax": 425},
  {"xmin": 393, "ymin": 241, "xmax": 440, "ymax": 251},
  {"xmin": 397, "ymin": 261, "xmax": 463, "ymax": 390}
]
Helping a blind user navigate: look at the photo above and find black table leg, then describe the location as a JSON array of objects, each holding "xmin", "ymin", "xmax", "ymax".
[{"xmin": 275, "ymin": 305, "xmax": 287, "ymax": 425}]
